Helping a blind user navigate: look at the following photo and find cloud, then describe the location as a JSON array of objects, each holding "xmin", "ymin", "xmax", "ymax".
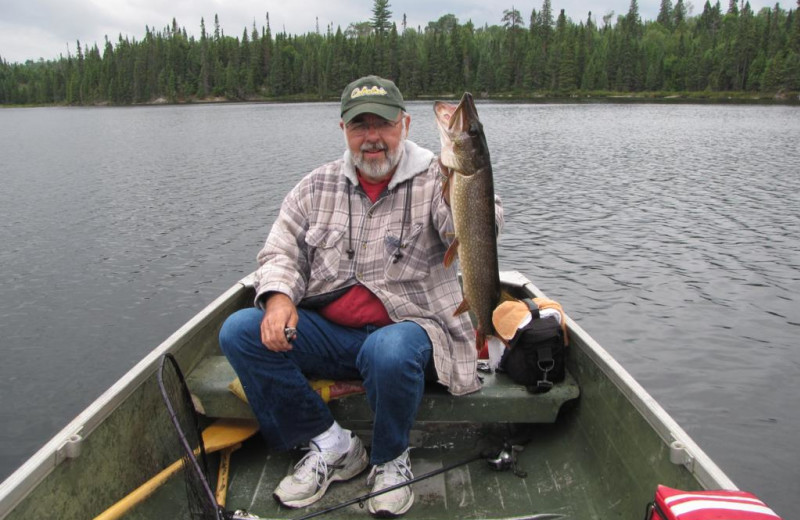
[
  {"xmin": 1, "ymin": 0, "xmax": 126, "ymax": 61},
  {"xmin": 0, "ymin": 23, "xmax": 66, "ymax": 62}
]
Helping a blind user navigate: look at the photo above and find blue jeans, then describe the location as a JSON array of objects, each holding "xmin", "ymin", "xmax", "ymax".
[{"xmin": 219, "ymin": 307, "xmax": 433, "ymax": 465}]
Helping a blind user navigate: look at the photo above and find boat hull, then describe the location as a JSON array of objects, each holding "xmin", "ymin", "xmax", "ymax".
[{"xmin": 0, "ymin": 272, "xmax": 734, "ymax": 519}]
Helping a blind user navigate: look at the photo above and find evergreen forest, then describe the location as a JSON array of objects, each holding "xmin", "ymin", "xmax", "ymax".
[{"xmin": 1, "ymin": 0, "xmax": 799, "ymax": 105}]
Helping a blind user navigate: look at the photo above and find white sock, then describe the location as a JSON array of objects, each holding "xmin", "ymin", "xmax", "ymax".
[{"xmin": 311, "ymin": 421, "xmax": 350, "ymax": 453}]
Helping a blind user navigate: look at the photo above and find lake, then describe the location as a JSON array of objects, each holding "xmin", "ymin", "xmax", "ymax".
[{"xmin": 0, "ymin": 100, "xmax": 798, "ymax": 517}]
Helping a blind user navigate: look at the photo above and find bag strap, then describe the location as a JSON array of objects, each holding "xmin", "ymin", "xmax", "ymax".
[
  {"xmin": 521, "ymin": 298, "xmax": 541, "ymax": 320},
  {"xmin": 521, "ymin": 298, "xmax": 558, "ymax": 393},
  {"xmin": 533, "ymin": 343, "xmax": 555, "ymax": 393},
  {"xmin": 527, "ymin": 297, "xmax": 569, "ymax": 347},
  {"xmin": 642, "ymin": 499, "xmax": 671, "ymax": 520}
]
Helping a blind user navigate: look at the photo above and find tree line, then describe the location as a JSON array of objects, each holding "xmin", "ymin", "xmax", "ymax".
[{"xmin": 1, "ymin": 0, "xmax": 799, "ymax": 105}]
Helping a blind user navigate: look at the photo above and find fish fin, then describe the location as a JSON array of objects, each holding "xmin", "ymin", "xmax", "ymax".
[
  {"xmin": 453, "ymin": 298, "xmax": 471, "ymax": 316},
  {"xmin": 438, "ymin": 159, "xmax": 453, "ymax": 205},
  {"xmin": 475, "ymin": 330, "xmax": 487, "ymax": 352},
  {"xmin": 438, "ymin": 159, "xmax": 452, "ymax": 190},
  {"xmin": 438, "ymin": 158, "xmax": 452, "ymax": 176},
  {"xmin": 443, "ymin": 237, "xmax": 459, "ymax": 267}
]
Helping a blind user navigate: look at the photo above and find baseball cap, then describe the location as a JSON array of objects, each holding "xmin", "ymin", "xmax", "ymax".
[{"xmin": 341, "ymin": 75, "xmax": 406, "ymax": 123}]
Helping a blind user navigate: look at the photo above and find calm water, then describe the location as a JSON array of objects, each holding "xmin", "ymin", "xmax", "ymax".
[{"xmin": 1, "ymin": 101, "xmax": 798, "ymax": 516}]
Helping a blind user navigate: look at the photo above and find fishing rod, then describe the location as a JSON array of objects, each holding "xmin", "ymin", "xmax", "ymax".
[
  {"xmin": 244, "ymin": 442, "xmax": 556, "ymax": 520},
  {"xmin": 293, "ymin": 449, "xmax": 489, "ymax": 520},
  {"xmin": 232, "ymin": 442, "xmax": 554, "ymax": 520}
]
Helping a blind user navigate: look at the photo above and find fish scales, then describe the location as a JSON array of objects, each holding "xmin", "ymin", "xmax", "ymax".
[{"xmin": 434, "ymin": 92, "xmax": 501, "ymax": 351}]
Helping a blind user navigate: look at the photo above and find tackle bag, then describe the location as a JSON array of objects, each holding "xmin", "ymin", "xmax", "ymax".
[
  {"xmin": 644, "ymin": 485, "xmax": 783, "ymax": 520},
  {"xmin": 495, "ymin": 298, "xmax": 567, "ymax": 393}
]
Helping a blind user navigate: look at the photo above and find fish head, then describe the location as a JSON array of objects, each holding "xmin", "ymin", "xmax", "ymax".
[{"xmin": 434, "ymin": 92, "xmax": 490, "ymax": 176}]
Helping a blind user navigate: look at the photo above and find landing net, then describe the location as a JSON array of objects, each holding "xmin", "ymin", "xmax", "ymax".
[{"xmin": 158, "ymin": 353, "xmax": 229, "ymax": 520}]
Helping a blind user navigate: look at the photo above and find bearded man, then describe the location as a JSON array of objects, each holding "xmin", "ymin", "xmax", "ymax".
[{"xmin": 219, "ymin": 75, "xmax": 503, "ymax": 518}]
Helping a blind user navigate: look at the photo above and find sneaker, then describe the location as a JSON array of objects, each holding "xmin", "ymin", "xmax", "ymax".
[
  {"xmin": 367, "ymin": 450, "xmax": 414, "ymax": 518},
  {"xmin": 273, "ymin": 432, "xmax": 368, "ymax": 508}
]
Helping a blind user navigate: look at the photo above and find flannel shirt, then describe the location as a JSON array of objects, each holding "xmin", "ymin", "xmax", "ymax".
[{"xmin": 254, "ymin": 139, "xmax": 504, "ymax": 395}]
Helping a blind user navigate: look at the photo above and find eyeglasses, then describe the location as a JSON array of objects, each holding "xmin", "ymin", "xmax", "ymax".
[{"xmin": 345, "ymin": 118, "xmax": 402, "ymax": 136}]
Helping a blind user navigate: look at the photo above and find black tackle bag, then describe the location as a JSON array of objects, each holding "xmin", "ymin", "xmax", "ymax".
[{"xmin": 499, "ymin": 299, "xmax": 566, "ymax": 393}]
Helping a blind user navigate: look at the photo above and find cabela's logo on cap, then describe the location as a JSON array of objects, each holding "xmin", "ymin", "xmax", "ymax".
[{"xmin": 350, "ymin": 85, "xmax": 388, "ymax": 99}]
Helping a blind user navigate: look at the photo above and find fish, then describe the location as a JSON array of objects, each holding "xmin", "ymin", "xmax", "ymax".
[{"xmin": 434, "ymin": 92, "xmax": 502, "ymax": 352}]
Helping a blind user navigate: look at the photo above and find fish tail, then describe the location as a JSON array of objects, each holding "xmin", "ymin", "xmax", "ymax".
[{"xmin": 476, "ymin": 329, "xmax": 487, "ymax": 352}]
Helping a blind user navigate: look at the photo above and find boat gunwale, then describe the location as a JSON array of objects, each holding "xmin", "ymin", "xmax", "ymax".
[{"xmin": 0, "ymin": 274, "xmax": 255, "ymax": 518}]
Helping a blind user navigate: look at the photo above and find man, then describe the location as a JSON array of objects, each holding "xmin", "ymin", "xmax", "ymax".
[{"xmin": 219, "ymin": 75, "xmax": 503, "ymax": 517}]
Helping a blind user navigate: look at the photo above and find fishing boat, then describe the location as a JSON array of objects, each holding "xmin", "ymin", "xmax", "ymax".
[{"xmin": 0, "ymin": 271, "xmax": 736, "ymax": 520}]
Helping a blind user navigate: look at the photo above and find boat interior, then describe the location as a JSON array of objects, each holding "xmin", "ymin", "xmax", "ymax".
[{"xmin": 3, "ymin": 274, "xmax": 710, "ymax": 520}]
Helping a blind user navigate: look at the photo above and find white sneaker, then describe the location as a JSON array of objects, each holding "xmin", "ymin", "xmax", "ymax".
[
  {"xmin": 273, "ymin": 432, "xmax": 368, "ymax": 508},
  {"xmin": 367, "ymin": 449, "xmax": 414, "ymax": 517}
]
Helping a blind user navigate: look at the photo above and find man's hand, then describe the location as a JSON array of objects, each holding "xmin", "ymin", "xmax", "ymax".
[{"xmin": 261, "ymin": 293, "xmax": 298, "ymax": 352}]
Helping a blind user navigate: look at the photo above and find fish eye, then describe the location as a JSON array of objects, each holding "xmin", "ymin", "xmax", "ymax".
[{"xmin": 468, "ymin": 123, "xmax": 480, "ymax": 137}]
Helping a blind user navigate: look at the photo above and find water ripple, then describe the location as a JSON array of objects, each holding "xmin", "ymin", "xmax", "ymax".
[{"xmin": 0, "ymin": 102, "xmax": 798, "ymax": 516}]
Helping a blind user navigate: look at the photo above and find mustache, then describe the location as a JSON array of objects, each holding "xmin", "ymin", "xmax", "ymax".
[{"xmin": 360, "ymin": 143, "xmax": 387, "ymax": 153}]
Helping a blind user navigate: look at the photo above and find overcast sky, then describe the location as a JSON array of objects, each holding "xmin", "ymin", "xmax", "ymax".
[{"xmin": 0, "ymin": 0, "xmax": 780, "ymax": 64}]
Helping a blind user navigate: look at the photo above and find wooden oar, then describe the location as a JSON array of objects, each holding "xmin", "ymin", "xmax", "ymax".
[
  {"xmin": 215, "ymin": 443, "xmax": 241, "ymax": 507},
  {"xmin": 94, "ymin": 418, "xmax": 259, "ymax": 520}
]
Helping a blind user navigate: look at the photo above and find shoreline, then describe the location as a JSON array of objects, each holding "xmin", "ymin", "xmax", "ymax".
[{"xmin": 3, "ymin": 89, "xmax": 799, "ymax": 108}]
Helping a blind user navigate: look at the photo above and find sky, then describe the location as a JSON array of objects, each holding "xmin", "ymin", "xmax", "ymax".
[{"xmin": 0, "ymin": 0, "xmax": 781, "ymax": 64}]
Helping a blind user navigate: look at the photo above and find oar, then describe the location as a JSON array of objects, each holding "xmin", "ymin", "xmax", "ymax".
[
  {"xmin": 94, "ymin": 418, "xmax": 259, "ymax": 520},
  {"xmin": 215, "ymin": 443, "xmax": 241, "ymax": 507}
]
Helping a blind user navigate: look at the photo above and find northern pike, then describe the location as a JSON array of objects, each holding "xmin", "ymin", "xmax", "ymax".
[{"xmin": 434, "ymin": 92, "xmax": 502, "ymax": 352}]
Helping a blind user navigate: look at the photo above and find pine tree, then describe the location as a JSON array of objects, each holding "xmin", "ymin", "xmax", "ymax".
[
  {"xmin": 736, "ymin": 2, "xmax": 759, "ymax": 89},
  {"xmin": 674, "ymin": 0, "xmax": 688, "ymax": 26},
  {"xmin": 627, "ymin": 0, "xmax": 642, "ymax": 32},
  {"xmin": 502, "ymin": 8, "xmax": 525, "ymax": 88},
  {"xmin": 783, "ymin": 49, "xmax": 800, "ymax": 89},
  {"xmin": 372, "ymin": 0, "xmax": 393, "ymax": 35},
  {"xmin": 791, "ymin": 0, "xmax": 800, "ymax": 53},
  {"xmin": 502, "ymin": 7, "xmax": 524, "ymax": 29},
  {"xmin": 767, "ymin": 3, "xmax": 786, "ymax": 57},
  {"xmin": 558, "ymin": 30, "xmax": 579, "ymax": 90},
  {"xmin": 538, "ymin": 0, "xmax": 555, "ymax": 52},
  {"xmin": 658, "ymin": 0, "xmax": 674, "ymax": 29},
  {"xmin": 6, "ymin": 1, "xmax": 800, "ymax": 106},
  {"xmin": 761, "ymin": 50, "xmax": 785, "ymax": 89}
]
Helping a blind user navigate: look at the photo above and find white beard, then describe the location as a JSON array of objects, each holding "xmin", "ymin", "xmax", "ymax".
[{"xmin": 348, "ymin": 128, "xmax": 407, "ymax": 182}]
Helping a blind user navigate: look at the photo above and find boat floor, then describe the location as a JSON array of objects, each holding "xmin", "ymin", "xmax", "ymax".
[{"xmin": 128, "ymin": 418, "xmax": 626, "ymax": 520}]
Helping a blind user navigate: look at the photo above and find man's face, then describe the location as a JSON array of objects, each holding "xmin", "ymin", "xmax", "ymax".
[{"xmin": 341, "ymin": 112, "xmax": 410, "ymax": 182}]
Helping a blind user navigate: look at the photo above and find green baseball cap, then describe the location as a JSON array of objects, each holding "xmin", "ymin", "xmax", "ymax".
[{"xmin": 341, "ymin": 75, "xmax": 406, "ymax": 123}]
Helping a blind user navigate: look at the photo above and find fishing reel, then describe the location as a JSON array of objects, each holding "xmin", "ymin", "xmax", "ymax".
[{"xmin": 486, "ymin": 442, "xmax": 527, "ymax": 478}]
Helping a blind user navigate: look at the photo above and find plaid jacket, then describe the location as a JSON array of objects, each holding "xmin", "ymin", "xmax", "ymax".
[{"xmin": 254, "ymin": 140, "xmax": 504, "ymax": 395}]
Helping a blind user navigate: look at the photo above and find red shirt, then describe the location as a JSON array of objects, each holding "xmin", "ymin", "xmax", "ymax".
[{"xmin": 318, "ymin": 173, "xmax": 394, "ymax": 328}]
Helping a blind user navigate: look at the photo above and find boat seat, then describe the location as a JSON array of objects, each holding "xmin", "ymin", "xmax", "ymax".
[{"xmin": 186, "ymin": 356, "xmax": 580, "ymax": 424}]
